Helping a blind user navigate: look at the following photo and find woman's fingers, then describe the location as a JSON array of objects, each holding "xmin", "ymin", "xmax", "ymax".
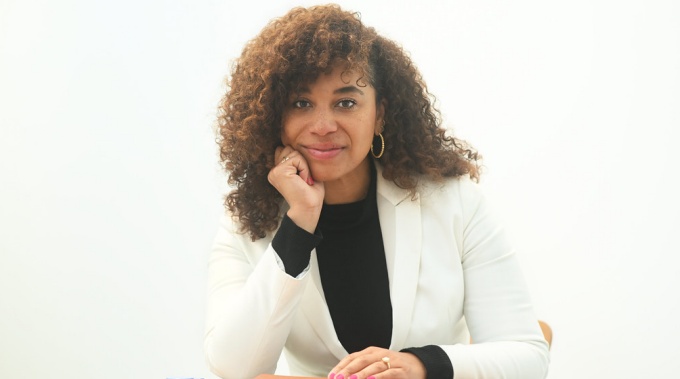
[
  {"xmin": 273, "ymin": 146, "xmax": 313, "ymax": 184},
  {"xmin": 270, "ymin": 148, "xmax": 312, "ymax": 192},
  {"xmin": 329, "ymin": 348, "xmax": 425, "ymax": 379},
  {"xmin": 268, "ymin": 145, "xmax": 324, "ymax": 233},
  {"xmin": 330, "ymin": 347, "xmax": 388, "ymax": 379}
]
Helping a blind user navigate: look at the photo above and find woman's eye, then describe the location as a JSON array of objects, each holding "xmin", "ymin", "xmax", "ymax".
[
  {"xmin": 292, "ymin": 100, "xmax": 311, "ymax": 108},
  {"xmin": 337, "ymin": 99, "xmax": 356, "ymax": 108}
]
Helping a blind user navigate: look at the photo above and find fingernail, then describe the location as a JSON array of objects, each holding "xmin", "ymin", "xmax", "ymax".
[
  {"xmin": 308, "ymin": 177, "xmax": 314, "ymax": 185},
  {"xmin": 336, "ymin": 375, "xmax": 344, "ymax": 379},
  {"xmin": 367, "ymin": 376, "xmax": 376, "ymax": 379},
  {"xmin": 349, "ymin": 375, "xmax": 358, "ymax": 379},
  {"xmin": 328, "ymin": 374, "xmax": 335, "ymax": 379}
]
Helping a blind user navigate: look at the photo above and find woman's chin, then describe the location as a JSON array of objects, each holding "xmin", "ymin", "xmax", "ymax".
[
  {"xmin": 308, "ymin": 158, "xmax": 370, "ymax": 184},
  {"xmin": 307, "ymin": 171, "xmax": 337, "ymax": 183}
]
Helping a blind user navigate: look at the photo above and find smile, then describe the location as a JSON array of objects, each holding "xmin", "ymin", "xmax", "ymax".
[{"xmin": 304, "ymin": 145, "xmax": 343, "ymax": 160}]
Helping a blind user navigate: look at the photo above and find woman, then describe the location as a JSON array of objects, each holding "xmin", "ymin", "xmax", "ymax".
[{"xmin": 206, "ymin": 4, "xmax": 549, "ymax": 379}]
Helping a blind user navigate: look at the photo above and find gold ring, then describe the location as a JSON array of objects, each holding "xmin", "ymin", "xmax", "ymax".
[
  {"xmin": 280, "ymin": 156, "xmax": 290, "ymax": 164},
  {"xmin": 382, "ymin": 356, "xmax": 391, "ymax": 369}
]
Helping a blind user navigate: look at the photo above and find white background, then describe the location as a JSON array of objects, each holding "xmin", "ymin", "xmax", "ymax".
[{"xmin": 1, "ymin": 0, "xmax": 679, "ymax": 378}]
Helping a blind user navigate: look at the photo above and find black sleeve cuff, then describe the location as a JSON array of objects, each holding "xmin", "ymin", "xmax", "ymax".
[
  {"xmin": 400, "ymin": 345, "xmax": 454, "ymax": 379},
  {"xmin": 271, "ymin": 214, "xmax": 322, "ymax": 277}
]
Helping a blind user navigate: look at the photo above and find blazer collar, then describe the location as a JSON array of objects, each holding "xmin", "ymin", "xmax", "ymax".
[{"xmin": 375, "ymin": 163, "xmax": 412, "ymax": 205}]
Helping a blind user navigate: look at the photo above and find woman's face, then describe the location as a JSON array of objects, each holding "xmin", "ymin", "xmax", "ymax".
[{"xmin": 281, "ymin": 65, "xmax": 384, "ymax": 185}]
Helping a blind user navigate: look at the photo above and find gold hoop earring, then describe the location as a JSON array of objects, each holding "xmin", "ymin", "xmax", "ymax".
[{"xmin": 371, "ymin": 133, "xmax": 385, "ymax": 159}]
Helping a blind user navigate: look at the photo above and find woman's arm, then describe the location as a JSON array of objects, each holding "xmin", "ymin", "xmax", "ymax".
[
  {"xmin": 442, "ymin": 177, "xmax": 550, "ymax": 379},
  {"xmin": 207, "ymin": 145, "xmax": 325, "ymax": 379},
  {"xmin": 204, "ymin": 214, "xmax": 311, "ymax": 379}
]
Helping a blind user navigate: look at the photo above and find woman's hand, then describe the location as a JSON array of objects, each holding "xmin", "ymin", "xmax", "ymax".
[
  {"xmin": 268, "ymin": 145, "xmax": 324, "ymax": 233},
  {"xmin": 329, "ymin": 347, "xmax": 426, "ymax": 379}
]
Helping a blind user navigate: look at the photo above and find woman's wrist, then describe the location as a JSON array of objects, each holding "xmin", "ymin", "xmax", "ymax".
[
  {"xmin": 272, "ymin": 214, "xmax": 322, "ymax": 277},
  {"xmin": 286, "ymin": 207, "xmax": 321, "ymax": 234},
  {"xmin": 400, "ymin": 345, "xmax": 454, "ymax": 379}
]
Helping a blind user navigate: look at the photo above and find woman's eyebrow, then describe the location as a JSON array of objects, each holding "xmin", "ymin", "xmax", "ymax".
[
  {"xmin": 334, "ymin": 86, "xmax": 364, "ymax": 95},
  {"xmin": 293, "ymin": 85, "xmax": 365, "ymax": 96}
]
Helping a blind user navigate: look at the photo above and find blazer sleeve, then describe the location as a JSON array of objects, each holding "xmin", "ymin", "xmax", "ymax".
[
  {"xmin": 441, "ymin": 178, "xmax": 550, "ymax": 379},
  {"xmin": 204, "ymin": 214, "xmax": 310, "ymax": 379}
]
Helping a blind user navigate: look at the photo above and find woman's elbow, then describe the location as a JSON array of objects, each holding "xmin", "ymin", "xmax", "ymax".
[{"xmin": 204, "ymin": 334, "xmax": 234, "ymax": 379}]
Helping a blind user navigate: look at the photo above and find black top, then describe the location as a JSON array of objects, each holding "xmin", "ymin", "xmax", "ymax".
[
  {"xmin": 315, "ymin": 161, "xmax": 392, "ymax": 352},
  {"xmin": 271, "ymin": 162, "xmax": 454, "ymax": 378}
]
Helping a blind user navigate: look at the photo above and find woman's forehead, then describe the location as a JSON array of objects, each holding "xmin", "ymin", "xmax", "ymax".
[{"xmin": 289, "ymin": 63, "xmax": 371, "ymax": 91}]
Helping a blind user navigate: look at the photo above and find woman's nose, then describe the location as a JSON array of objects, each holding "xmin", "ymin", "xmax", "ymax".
[{"xmin": 310, "ymin": 111, "xmax": 337, "ymax": 135}]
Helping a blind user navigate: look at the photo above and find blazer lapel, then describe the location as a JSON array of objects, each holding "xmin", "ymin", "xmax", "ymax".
[
  {"xmin": 278, "ymin": 202, "xmax": 347, "ymax": 359},
  {"xmin": 300, "ymin": 249, "xmax": 348, "ymax": 360},
  {"xmin": 375, "ymin": 166, "xmax": 422, "ymax": 350}
]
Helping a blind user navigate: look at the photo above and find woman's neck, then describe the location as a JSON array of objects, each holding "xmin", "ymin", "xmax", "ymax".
[{"xmin": 323, "ymin": 159, "xmax": 371, "ymax": 205}]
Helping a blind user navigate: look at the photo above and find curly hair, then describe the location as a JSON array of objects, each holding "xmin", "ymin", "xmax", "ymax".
[{"xmin": 217, "ymin": 4, "xmax": 480, "ymax": 240}]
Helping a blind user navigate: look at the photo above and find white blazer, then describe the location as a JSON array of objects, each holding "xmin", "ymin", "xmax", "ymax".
[{"xmin": 205, "ymin": 165, "xmax": 550, "ymax": 379}]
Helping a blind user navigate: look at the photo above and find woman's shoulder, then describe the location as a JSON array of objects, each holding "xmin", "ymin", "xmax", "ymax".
[
  {"xmin": 418, "ymin": 174, "xmax": 484, "ymax": 203},
  {"xmin": 214, "ymin": 210, "xmax": 277, "ymax": 250},
  {"xmin": 375, "ymin": 163, "xmax": 485, "ymax": 208}
]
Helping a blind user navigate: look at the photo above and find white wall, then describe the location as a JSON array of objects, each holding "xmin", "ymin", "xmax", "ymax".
[{"xmin": 1, "ymin": 0, "xmax": 678, "ymax": 378}]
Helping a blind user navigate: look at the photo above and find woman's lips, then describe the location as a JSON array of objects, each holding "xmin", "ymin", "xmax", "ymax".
[{"xmin": 304, "ymin": 145, "xmax": 343, "ymax": 160}]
